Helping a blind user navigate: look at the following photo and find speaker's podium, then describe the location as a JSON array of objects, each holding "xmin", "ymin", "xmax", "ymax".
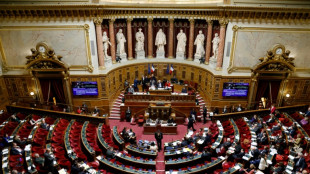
[{"xmin": 143, "ymin": 102, "xmax": 177, "ymax": 135}]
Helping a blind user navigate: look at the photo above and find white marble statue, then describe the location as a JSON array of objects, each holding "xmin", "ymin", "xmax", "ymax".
[
  {"xmin": 211, "ymin": 33, "xmax": 220, "ymax": 60},
  {"xmin": 194, "ymin": 30, "xmax": 205, "ymax": 57},
  {"xmin": 116, "ymin": 29, "xmax": 127, "ymax": 56},
  {"xmin": 102, "ymin": 31, "xmax": 111, "ymax": 60},
  {"xmin": 176, "ymin": 29, "xmax": 187, "ymax": 54},
  {"xmin": 155, "ymin": 28, "xmax": 166, "ymax": 52},
  {"xmin": 135, "ymin": 28, "xmax": 144, "ymax": 52}
]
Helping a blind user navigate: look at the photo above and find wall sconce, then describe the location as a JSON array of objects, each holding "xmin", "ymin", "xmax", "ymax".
[
  {"xmin": 30, "ymin": 92, "xmax": 35, "ymax": 96},
  {"xmin": 286, "ymin": 94, "xmax": 290, "ymax": 98},
  {"xmin": 30, "ymin": 91, "xmax": 36, "ymax": 100}
]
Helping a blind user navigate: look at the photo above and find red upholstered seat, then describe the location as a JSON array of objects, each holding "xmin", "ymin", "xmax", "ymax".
[{"xmin": 137, "ymin": 115, "xmax": 144, "ymax": 126}]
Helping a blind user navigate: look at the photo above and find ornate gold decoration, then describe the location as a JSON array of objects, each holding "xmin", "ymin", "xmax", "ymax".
[
  {"xmin": 253, "ymin": 44, "xmax": 295, "ymax": 72},
  {"xmin": 219, "ymin": 18, "xmax": 228, "ymax": 26},
  {"xmin": 93, "ymin": 18, "xmax": 103, "ymax": 25},
  {"xmin": 26, "ymin": 42, "xmax": 67, "ymax": 70},
  {"xmin": 206, "ymin": 20, "xmax": 213, "ymax": 25}
]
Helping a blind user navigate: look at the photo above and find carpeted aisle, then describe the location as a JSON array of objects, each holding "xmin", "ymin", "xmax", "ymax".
[{"xmin": 109, "ymin": 119, "xmax": 212, "ymax": 173}]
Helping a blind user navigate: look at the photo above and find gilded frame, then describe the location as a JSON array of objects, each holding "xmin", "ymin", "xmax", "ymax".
[
  {"xmin": 227, "ymin": 25, "xmax": 310, "ymax": 74},
  {"xmin": 0, "ymin": 24, "xmax": 93, "ymax": 72}
]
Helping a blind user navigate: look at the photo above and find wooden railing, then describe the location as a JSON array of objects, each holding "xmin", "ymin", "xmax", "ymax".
[{"xmin": 212, "ymin": 104, "xmax": 308, "ymax": 121}]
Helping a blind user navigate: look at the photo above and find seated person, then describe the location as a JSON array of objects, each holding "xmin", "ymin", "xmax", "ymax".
[
  {"xmin": 294, "ymin": 153, "xmax": 306, "ymax": 172},
  {"xmin": 201, "ymin": 149, "xmax": 212, "ymax": 161},
  {"xmin": 236, "ymin": 104, "xmax": 242, "ymax": 112},
  {"xmin": 128, "ymin": 85, "xmax": 134, "ymax": 94},
  {"xmin": 300, "ymin": 117, "xmax": 309, "ymax": 126},
  {"xmin": 0, "ymin": 133, "xmax": 10, "ymax": 148},
  {"xmin": 181, "ymin": 87, "xmax": 187, "ymax": 93},
  {"xmin": 92, "ymin": 106, "xmax": 100, "ymax": 116},
  {"xmin": 29, "ymin": 116, "xmax": 38, "ymax": 126},
  {"xmin": 294, "ymin": 134, "xmax": 302, "ymax": 148},
  {"xmin": 11, "ymin": 114, "xmax": 20, "ymax": 123},
  {"xmin": 34, "ymin": 153, "xmax": 45, "ymax": 168},
  {"xmin": 170, "ymin": 75, "xmax": 178, "ymax": 84},
  {"xmin": 271, "ymin": 123, "xmax": 281, "ymax": 133},
  {"xmin": 11, "ymin": 143, "xmax": 23, "ymax": 155},
  {"xmin": 127, "ymin": 129, "xmax": 136, "ymax": 144},
  {"xmin": 266, "ymin": 115, "xmax": 276, "ymax": 125},
  {"xmin": 77, "ymin": 107, "xmax": 82, "ymax": 114},
  {"xmin": 257, "ymin": 133, "xmax": 268, "ymax": 145},
  {"xmin": 157, "ymin": 80, "xmax": 164, "ymax": 88},
  {"xmin": 124, "ymin": 79, "xmax": 129, "ymax": 89},
  {"xmin": 40, "ymin": 119, "xmax": 49, "ymax": 130},
  {"xmin": 14, "ymin": 135, "xmax": 27, "ymax": 146},
  {"xmin": 81, "ymin": 102, "xmax": 88, "ymax": 114},
  {"xmin": 250, "ymin": 115, "xmax": 258, "ymax": 125},
  {"xmin": 165, "ymin": 80, "xmax": 171, "ymax": 88},
  {"xmin": 106, "ymin": 147, "xmax": 116, "ymax": 159},
  {"xmin": 167, "ymin": 116, "xmax": 174, "ymax": 124},
  {"xmin": 149, "ymin": 142, "xmax": 158, "ymax": 151},
  {"xmin": 44, "ymin": 148, "xmax": 55, "ymax": 171},
  {"xmin": 182, "ymin": 145, "xmax": 193, "ymax": 156},
  {"xmin": 213, "ymin": 107, "xmax": 219, "ymax": 115},
  {"xmin": 305, "ymin": 107, "xmax": 310, "ymax": 117},
  {"xmin": 288, "ymin": 123, "xmax": 298, "ymax": 137}
]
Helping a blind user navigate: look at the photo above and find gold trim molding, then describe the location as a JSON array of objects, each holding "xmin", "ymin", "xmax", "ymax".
[
  {"xmin": 0, "ymin": 6, "xmax": 309, "ymax": 24},
  {"xmin": 228, "ymin": 25, "xmax": 310, "ymax": 74},
  {"xmin": 0, "ymin": 24, "xmax": 93, "ymax": 73}
]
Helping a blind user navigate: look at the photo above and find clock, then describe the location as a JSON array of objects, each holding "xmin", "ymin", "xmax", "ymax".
[
  {"xmin": 38, "ymin": 46, "xmax": 46, "ymax": 53},
  {"xmin": 275, "ymin": 48, "xmax": 283, "ymax": 55}
]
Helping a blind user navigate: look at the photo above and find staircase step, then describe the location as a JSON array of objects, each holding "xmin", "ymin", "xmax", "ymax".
[
  {"xmin": 112, "ymin": 107, "xmax": 121, "ymax": 110},
  {"xmin": 114, "ymin": 101, "xmax": 122, "ymax": 105},
  {"xmin": 109, "ymin": 117, "xmax": 120, "ymax": 120},
  {"xmin": 111, "ymin": 110, "xmax": 120, "ymax": 114}
]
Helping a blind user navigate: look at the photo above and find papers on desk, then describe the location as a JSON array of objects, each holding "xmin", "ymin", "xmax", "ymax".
[
  {"xmin": 285, "ymin": 169, "xmax": 293, "ymax": 174},
  {"xmin": 58, "ymin": 169, "xmax": 67, "ymax": 174},
  {"xmin": 252, "ymin": 134, "xmax": 257, "ymax": 138},
  {"xmin": 219, "ymin": 156, "xmax": 225, "ymax": 160},
  {"xmin": 251, "ymin": 142, "xmax": 257, "ymax": 146},
  {"xmin": 25, "ymin": 145, "xmax": 31, "ymax": 151},
  {"xmin": 172, "ymin": 142, "xmax": 177, "ymax": 146},
  {"xmin": 228, "ymin": 147, "xmax": 235, "ymax": 151},
  {"xmin": 234, "ymin": 165, "xmax": 241, "ymax": 170},
  {"xmin": 287, "ymin": 165, "xmax": 294, "ymax": 170},
  {"xmin": 270, "ymin": 149, "xmax": 278, "ymax": 155},
  {"xmin": 197, "ymin": 139, "xmax": 204, "ymax": 144},
  {"xmin": 150, "ymin": 123, "xmax": 156, "ymax": 126},
  {"xmin": 2, "ymin": 148, "xmax": 8, "ymax": 154},
  {"xmin": 2, "ymin": 162, "xmax": 8, "ymax": 168},
  {"xmin": 267, "ymin": 159, "xmax": 272, "ymax": 165},
  {"xmin": 256, "ymin": 171, "xmax": 264, "ymax": 174},
  {"xmin": 166, "ymin": 171, "xmax": 178, "ymax": 174},
  {"xmin": 96, "ymin": 156, "xmax": 102, "ymax": 160},
  {"xmin": 28, "ymin": 166, "xmax": 32, "ymax": 171},
  {"xmin": 26, "ymin": 156, "xmax": 31, "ymax": 161},
  {"xmin": 288, "ymin": 155, "xmax": 295, "ymax": 160},
  {"xmin": 3, "ymin": 157, "xmax": 7, "ymax": 161},
  {"xmin": 244, "ymin": 117, "xmax": 249, "ymax": 121},
  {"xmin": 28, "ymin": 135, "xmax": 33, "ymax": 139},
  {"xmin": 216, "ymin": 120, "xmax": 221, "ymax": 125},
  {"xmin": 242, "ymin": 155, "xmax": 250, "ymax": 161},
  {"xmin": 67, "ymin": 149, "xmax": 72, "ymax": 154},
  {"xmin": 176, "ymin": 150, "xmax": 181, "ymax": 154},
  {"xmin": 116, "ymin": 152, "xmax": 121, "ymax": 157}
]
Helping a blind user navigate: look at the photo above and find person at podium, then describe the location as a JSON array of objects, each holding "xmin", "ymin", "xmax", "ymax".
[
  {"xmin": 157, "ymin": 80, "xmax": 164, "ymax": 88},
  {"xmin": 92, "ymin": 106, "xmax": 100, "ymax": 116},
  {"xmin": 171, "ymin": 75, "xmax": 178, "ymax": 84},
  {"xmin": 128, "ymin": 85, "xmax": 134, "ymax": 94},
  {"xmin": 181, "ymin": 87, "xmax": 187, "ymax": 93},
  {"xmin": 167, "ymin": 116, "xmax": 174, "ymax": 124},
  {"xmin": 126, "ymin": 107, "xmax": 131, "ymax": 122}
]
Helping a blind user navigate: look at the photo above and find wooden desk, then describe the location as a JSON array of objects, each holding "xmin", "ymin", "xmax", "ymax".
[
  {"xmin": 143, "ymin": 123, "xmax": 177, "ymax": 135},
  {"xmin": 149, "ymin": 103, "xmax": 171, "ymax": 120},
  {"xmin": 149, "ymin": 88, "xmax": 172, "ymax": 95}
]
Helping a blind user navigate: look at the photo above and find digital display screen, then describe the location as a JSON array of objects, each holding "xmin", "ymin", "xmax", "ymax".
[
  {"xmin": 72, "ymin": 82, "xmax": 98, "ymax": 96},
  {"xmin": 222, "ymin": 83, "xmax": 249, "ymax": 97}
]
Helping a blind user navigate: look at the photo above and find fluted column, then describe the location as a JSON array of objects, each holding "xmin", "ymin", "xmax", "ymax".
[
  {"xmin": 216, "ymin": 19, "xmax": 228, "ymax": 70},
  {"xmin": 109, "ymin": 19, "xmax": 116, "ymax": 63},
  {"xmin": 127, "ymin": 18, "xmax": 133, "ymax": 60},
  {"xmin": 187, "ymin": 19, "xmax": 195, "ymax": 60},
  {"xmin": 147, "ymin": 18, "xmax": 153, "ymax": 58},
  {"xmin": 168, "ymin": 18, "xmax": 174, "ymax": 59},
  {"xmin": 94, "ymin": 18, "xmax": 105, "ymax": 69},
  {"xmin": 205, "ymin": 20, "xmax": 213, "ymax": 65}
]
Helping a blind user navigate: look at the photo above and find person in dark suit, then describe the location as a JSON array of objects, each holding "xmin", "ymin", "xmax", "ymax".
[
  {"xmin": 133, "ymin": 77, "xmax": 139, "ymax": 92},
  {"xmin": 234, "ymin": 142, "xmax": 242, "ymax": 154},
  {"xmin": 181, "ymin": 87, "xmax": 187, "ymax": 93},
  {"xmin": 305, "ymin": 107, "xmax": 310, "ymax": 117},
  {"xmin": 213, "ymin": 107, "xmax": 219, "ymax": 115},
  {"xmin": 171, "ymin": 75, "xmax": 178, "ymax": 84},
  {"xmin": 190, "ymin": 108, "xmax": 197, "ymax": 118},
  {"xmin": 92, "ymin": 106, "xmax": 100, "ymax": 116},
  {"xmin": 202, "ymin": 106, "xmax": 207, "ymax": 124},
  {"xmin": 157, "ymin": 80, "xmax": 164, "ymax": 88},
  {"xmin": 187, "ymin": 115, "xmax": 196, "ymax": 131},
  {"xmin": 258, "ymin": 133, "xmax": 268, "ymax": 145},
  {"xmin": 44, "ymin": 148, "xmax": 55, "ymax": 171},
  {"xmin": 81, "ymin": 102, "xmax": 88, "ymax": 114},
  {"xmin": 223, "ymin": 106, "xmax": 228, "ymax": 114},
  {"xmin": 13, "ymin": 135, "xmax": 27, "ymax": 146},
  {"xmin": 250, "ymin": 147, "xmax": 260, "ymax": 160},
  {"xmin": 106, "ymin": 147, "xmax": 116, "ymax": 159},
  {"xmin": 11, "ymin": 143, "xmax": 23, "ymax": 155},
  {"xmin": 125, "ymin": 107, "xmax": 131, "ymax": 122},
  {"xmin": 155, "ymin": 130, "xmax": 163, "ymax": 151},
  {"xmin": 167, "ymin": 116, "xmax": 174, "ymax": 124},
  {"xmin": 201, "ymin": 149, "xmax": 211, "ymax": 162},
  {"xmin": 141, "ymin": 75, "xmax": 148, "ymax": 92},
  {"xmin": 294, "ymin": 153, "xmax": 306, "ymax": 172},
  {"xmin": 34, "ymin": 153, "xmax": 44, "ymax": 167}
]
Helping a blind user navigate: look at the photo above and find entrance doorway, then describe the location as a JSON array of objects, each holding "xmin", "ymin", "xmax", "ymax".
[
  {"xmin": 255, "ymin": 80, "xmax": 282, "ymax": 108},
  {"xmin": 39, "ymin": 78, "xmax": 66, "ymax": 105}
]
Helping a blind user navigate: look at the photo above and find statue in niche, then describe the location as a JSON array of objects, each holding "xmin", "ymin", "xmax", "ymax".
[
  {"xmin": 194, "ymin": 30, "xmax": 205, "ymax": 58},
  {"xmin": 155, "ymin": 28, "xmax": 166, "ymax": 52},
  {"xmin": 211, "ymin": 33, "xmax": 220, "ymax": 60},
  {"xmin": 176, "ymin": 29, "xmax": 187, "ymax": 54},
  {"xmin": 135, "ymin": 28, "xmax": 145, "ymax": 52},
  {"xmin": 102, "ymin": 31, "xmax": 111, "ymax": 59},
  {"xmin": 116, "ymin": 29, "xmax": 127, "ymax": 56}
]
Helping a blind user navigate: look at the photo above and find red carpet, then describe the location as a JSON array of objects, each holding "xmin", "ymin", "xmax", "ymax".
[{"xmin": 109, "ymin": 119, "xmax": 212, "ymax": 173}]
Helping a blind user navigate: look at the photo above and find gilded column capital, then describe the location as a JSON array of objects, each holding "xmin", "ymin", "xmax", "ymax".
[
  {"xmin": 189, "ymin": 18, "xmax": 195, "ymax": 24},
  {"xmin": 168, "ymin": 18, "xmax": 174, "ymax": 22},
  {"xmin": 206, "ymin": 20, "xmax": 213, "ymax": 25},
  {"xmin": 147, "ymin": 17, "xmax": 153, "ymax": 22},
  {"xmin": 127, "ymin": 18, "xmax": 133, "ymax": 23},
  {"xmin": 93, "ymin": 18, "xmax": 102, "ymax": 25},
  {"xmin": 109, "ymin": 18, "xmax": 116, "ymax": 24},
  {"xmin": 219, "ymin": 19, "xmax": 228, "ymax": 27}
]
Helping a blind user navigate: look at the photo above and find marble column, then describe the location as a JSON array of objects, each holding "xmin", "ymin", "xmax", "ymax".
[
  {"xmin": 147, "ymin": 18, "xmax": 153, "ymax": 58},
  {"xmin": 205, "ymin": 20, "xmax": 213, "ymax": 65},
  {"xmin": 94, "ymin": 18, "xmax": 105, "ymax": 69},
  {"xmin": 127, "ymin": 18, "xmax": 133, "ymax": 60},
  {"xmin": 187, "ymin": 19, "xmax": 195, "ymax": 61},
  {"xmin": 216, "ymin": 19, "xmax": 228, "ymax": 70},
  {"xmin": 168, "ymin": 18, "xmax": 174, "ymax": 59},
  {"xmin": 109, "ymin": 19, "xmax": 116, "ymax": 64}
]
